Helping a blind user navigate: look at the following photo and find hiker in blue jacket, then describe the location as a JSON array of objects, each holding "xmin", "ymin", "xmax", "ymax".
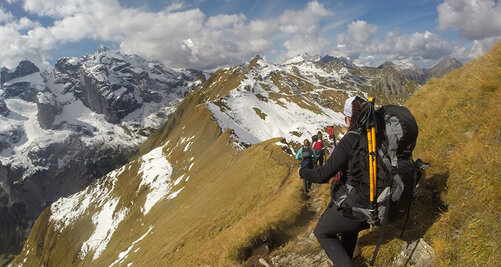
[{"xmin": 296, "ymin": 139, "xmax": 317, "ymax": 193}]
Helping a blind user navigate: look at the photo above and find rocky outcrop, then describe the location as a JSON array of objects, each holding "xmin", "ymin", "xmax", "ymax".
[
  {"xmin": 54, "ymin": 50, "xmax": 203, "ymax": 124},
  {"xmin": 77, "ymin": 70, "xmax": 132, "ymax": 123},
  {"xmin": 373, "ymin": 66, "xmax": 411, "ymax": 97},
  {"xmin": 377, "ymin": 58, "xmax": 463, "ymax": 85},
  {"xmin": 3, "ymin": 81, "xmax": 39, "ymax": 102},
  {"xmin": 0, "ymin": 125, "xmax": 24, "ymax": 153},
  {"xmin": 426, "ymin": 58, "xmax": 462, "ymax": 79},
  {"xmin": 392, "ymin": 238, "xmax": 434, "ymax": 267},
  {"xmin": 271, "ymin": 251, "xmax": 331, "ymax": 267},
  {"xmin": 0, "ymin": 98, "xmax": 9, "ymax": 116},
  {"xmin": 36, "ymin": 92, "xmax": 59, "ymax": 129},
  {"xmin": 1, "ymin": 60, "xmax": 40, "ymax": 86}
]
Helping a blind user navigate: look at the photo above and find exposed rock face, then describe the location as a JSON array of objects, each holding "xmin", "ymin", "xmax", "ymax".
[
  {"xmin": 0, "ymin": 49, "xmax": 204, "ymax": 258},
  {"xmin": 36, "ymin": 92, "xmax": 59, "ymax": 129},
  {"xmin": 3, "ymin": 81, "xmax": 39, "ymax": 102},
  {"xmin": 376, "ymin": 66, "xmax": 412, "ymax": 97},
  {"xmin": 0, "ymin": 98, "xmax": 9, "ymax": 116},
  {"xmin": 55, "ymin": 50, "xmax": 204, "ymax": 124},
  {"xmin": 0, "ymin": 125, "xmax": 24, "ymax": 152},
  {"xmin": 426, "ymin": 58, "xmax": 462, "ymax": 79},
  {"xmin": 1, "ymin": 60, "xmax": 40, "ymax": 85},
  {"xmin": 271, "ymin": 251, "xmax": 331, "ymax": 267},
  {"xmin": 378, "ymin": 58, "xmax": 463, "ymax": 85},
  {"xmin": 392, "ymin": 238, "xmax": 434, "ymax": 267}
]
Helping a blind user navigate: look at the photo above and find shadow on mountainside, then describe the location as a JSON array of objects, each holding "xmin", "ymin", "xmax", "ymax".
[{"xmin": 355, "ymin": 171, "xmax": 449, "ymax": 266}]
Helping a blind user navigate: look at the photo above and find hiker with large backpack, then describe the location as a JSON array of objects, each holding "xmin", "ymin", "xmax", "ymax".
[
  {"xmin": 298, "ymin": 95, "xmax": 426, "ymax": 266},
  {"xmin": 296, "ymin": 139, "xmax": 317, "ymax": 193},
  {"xmin": 313, "ymin": 131, "xmax": 325, "ymax": 168}
]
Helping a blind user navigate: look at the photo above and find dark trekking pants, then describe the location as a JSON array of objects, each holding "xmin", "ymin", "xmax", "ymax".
[
  {"xmin": 315, "ymin": 149, "xmax": 324, "ymax": 167},
  {"xmin": 314, "ymin": 204, "xmax": 369, "ymax": 267},
  {"xmin": 301, "ymin": 158, "xmax": 313, "ymax": 193}
]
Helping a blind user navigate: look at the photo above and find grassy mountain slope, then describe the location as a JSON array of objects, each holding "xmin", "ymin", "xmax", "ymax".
[
  {"xmin": 405, "ymin": 41, "xmax": 501, "ymax": 265},
  {"xmin": 9, "ymin": 46, "xmax": 480, "ymax": 267},
  {"xmin": 9, "ymin": 64, "xmax": 306, "ymax": 266},
  {"xmin": 262, "ymin": 42, "xmax": 501, "ymax": 266}
]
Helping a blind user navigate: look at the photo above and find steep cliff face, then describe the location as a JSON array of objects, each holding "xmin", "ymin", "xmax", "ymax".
[{"xmin": 0, "ymin": 50, "xmax": 205, "ymax": 259}]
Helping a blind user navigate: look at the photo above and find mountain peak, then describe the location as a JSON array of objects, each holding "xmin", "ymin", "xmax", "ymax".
[
  {"xmin": 377, "ymin": 61, "xmax": 396, "ymax": 69},
  {"xmin": 282, "ymin": 53, "xmax": 321, "ymax": 65},
  {"xmin": 426, "ymin": 57, "xmax": 463, "ymax": 79},
  {"xmin": 1, "ymin": 60, "xmax": 40, "ymax": 85}
]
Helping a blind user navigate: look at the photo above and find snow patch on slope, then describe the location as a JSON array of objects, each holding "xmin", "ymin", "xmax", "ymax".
[
  {"xmin": 81, "ymin": 198, "xmax": 128, "ymax": 261},
  {"xmin": 138, "ymin": 146, "xmax": 178, "ymax": 215},
  {"xmin": 207, "ymin": 84, "xmax": 344, "ymax": 146},
  {"xmin": 49, "ymin": 165, "xmax": 127, "ymax": 230},
  {"xmin": 109, "ymin": 226, "xmax": 154, "ymax": 267}
]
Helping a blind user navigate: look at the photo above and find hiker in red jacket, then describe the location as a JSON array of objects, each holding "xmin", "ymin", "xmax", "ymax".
[
  {"xmin": 328, "ymin": 126, "xmax": 335, "ymax": 141},
  {"xmin": 312, "ymin": 131, "xmax": 324, "ymax": 168}
]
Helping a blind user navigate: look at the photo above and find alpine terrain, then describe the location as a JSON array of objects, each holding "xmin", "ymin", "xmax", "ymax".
[
  {"xmin": 0, "ymin": 48, "xmax": 204, "ymax": 260},
  {"xmin": 4, "ymin": 49, "xmax": 469, "ymax": 266}
]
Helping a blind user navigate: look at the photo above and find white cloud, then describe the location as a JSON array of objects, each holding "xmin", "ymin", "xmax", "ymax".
[
  {"xmin": 469, "ymin": 36, "xmax": 501, "ymax": 57},
  {"xmin": 372, "ymin": 30, "xmax": 458, "ymax": 60},
  {"xmin": 331, "ymin": 19, "xmax": 468, "ymax": 66},
  {"xmin": 165, "ymin": 1, "xmax": 185, "ymax": 13},
  {"xmin": 437, "ymin": 0, "xmax": 501, "ymax": 57},
  {"xmin": 1, "ymin": 0, "xmax": 339, "ymax": 70},
  {"xmin": 0, "ymin": 14, "xmax": 54, "ymax": 69},
  {"xmin": 0, "ymin": 7, "xmax": 14, "ymax": 23},
  {"xmin": 277, "ymin": 1, "xmax": 333, "ymax": 59},
  {"xmin": 437, "ymin": 0, "xmax": 501, "ymax": 40},
  {"xmin": 332, "ymin": 20, "xmax": 379, "ymax": 59},
  {"xmin": 2, "ymin": 0, "xmax": 493, "ymax": 71},
  {"xmin": 347, "ymin": 20, "xmax": 378, "ymax": 44}
]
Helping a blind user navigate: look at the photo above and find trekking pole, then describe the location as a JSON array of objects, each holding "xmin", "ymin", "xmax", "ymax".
[{"xmin": 367, "ymin": 97, "xmax": 377, "ymax": 228}]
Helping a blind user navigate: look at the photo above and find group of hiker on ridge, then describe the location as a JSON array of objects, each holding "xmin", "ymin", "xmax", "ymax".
[
  {"xmin": 296, "ymin": 129, "xmax": 338, "ymax": 194},
  {"xmin": 295, "ymin": 95, "xmax": 427, "ymax": 266}
]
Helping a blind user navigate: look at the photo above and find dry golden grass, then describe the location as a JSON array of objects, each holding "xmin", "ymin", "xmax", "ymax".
[
  {"xmin": 404, "ymin": 40, "xmax": 501, "ymax": 266},
  {"xmin": 11, "ymin": 66, "xmax": 306, "ymax": 266}
]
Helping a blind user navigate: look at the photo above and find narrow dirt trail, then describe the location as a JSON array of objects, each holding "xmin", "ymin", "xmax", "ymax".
[{"xmin": 243, "ymin": 182, "xmax": 330, "ymax": 267}]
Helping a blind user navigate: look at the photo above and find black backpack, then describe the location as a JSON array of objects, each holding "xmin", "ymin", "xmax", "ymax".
[
  {"xmin": 333, "ymin": 104, "xmax": 420, "ymax": 225},
  {"xmin": 301, "ymin": 147, "xmax": 314, "ymax": 168},
  {"xmin": 334, "ymin": 100, "xmax": 429, "ymax": 265},
  {"xmin": 311, "ymin": 134, "xmax": 318, "ymax": 143},
  {"xmin": 301, "ymin": 146, "xmax": 313, "ymax": 159}
]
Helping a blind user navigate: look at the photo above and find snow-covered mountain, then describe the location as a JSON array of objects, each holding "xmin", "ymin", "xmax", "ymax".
[
  {"xmin": 4, "ymin": 50, "xmax": 466, "ymax": 265},
  {"xmin": 0, "ymin": 48, "xmax": 204, "ymax": 256},
  {"xmin": 203, "ymin": 54, "xmax": 426, "ymax": 148},
  {"xmin": 6, "ymin": 52, "xmax": 440, "ymax": 266}
]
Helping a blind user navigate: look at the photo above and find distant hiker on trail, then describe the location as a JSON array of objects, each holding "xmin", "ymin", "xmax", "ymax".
[
  {"xmin": 298, "ymin": 96, "xmax": 370, "ymax": 266},
  {"xmin": 328, "ymin": 125, "xmax": 335, "ymax": 141},
  {"xmin": 312, "ymin": 131, "xmax": 324, "ymax": 168},
  {"xmin": 329, "ymin": 128, "xmax": 341, "ymax": 183},
  {"xmin": 329, "ymin": 128, "xmax": 338, "ymax": 154},
  {"xmin": 296, "ymin": 139, "xmax": 317, "ymax": 193}
]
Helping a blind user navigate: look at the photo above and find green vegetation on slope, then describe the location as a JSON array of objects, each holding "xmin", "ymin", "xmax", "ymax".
[{"xmin": 405, "ymin": 41, "xmax": 501, "ymax": 265}]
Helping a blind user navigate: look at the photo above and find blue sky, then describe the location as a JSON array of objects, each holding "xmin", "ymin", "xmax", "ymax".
[{"xmin": 1, "ymin": 0, "xmax": 500, "ymax": 70}]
